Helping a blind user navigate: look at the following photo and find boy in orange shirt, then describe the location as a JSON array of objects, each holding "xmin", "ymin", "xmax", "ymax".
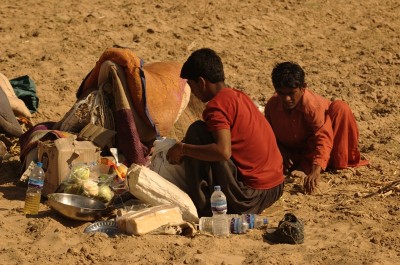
[{"xmin": 265, "ymin": 61, "xmax": 368, "ymax": 194}]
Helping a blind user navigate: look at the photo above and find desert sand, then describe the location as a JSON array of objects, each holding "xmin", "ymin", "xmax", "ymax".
[{"xmin": 0, "ymin": 0, "xmax": 399, "ymax": 264}]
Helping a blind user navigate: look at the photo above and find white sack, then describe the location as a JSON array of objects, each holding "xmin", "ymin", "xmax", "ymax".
[
  {"xmin": 149, "ymin": 137, "xmax": 189, "ymax": 194},
  {"xmin": 126, "ymin": 164, "xmax": 198, "ymax": 223}
]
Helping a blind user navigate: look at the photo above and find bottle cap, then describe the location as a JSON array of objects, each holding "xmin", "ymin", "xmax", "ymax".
[
  {"xmin": 36, "ymin": 162, "xmax": 43, "ymax": 167},
  {"xmin": 263, "ymin": 218, "xmax": 269, "ymax": 225},
  {"xmin": 214, "ymin": 185, "xmax": 221, "ymax": 191}
]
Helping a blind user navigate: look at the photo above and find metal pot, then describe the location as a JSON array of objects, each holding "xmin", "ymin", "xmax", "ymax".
[{"xmin": 47, "ymin": 193, "xmax": 107, "ymax": 221}]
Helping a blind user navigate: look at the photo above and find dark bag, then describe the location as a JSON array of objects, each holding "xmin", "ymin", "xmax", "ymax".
[{"xmin": 10, "ymin": 75, "xmax": 39, "ymax": 114}]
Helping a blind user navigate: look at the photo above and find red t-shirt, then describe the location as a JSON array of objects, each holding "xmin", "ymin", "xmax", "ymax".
[{"xmin": 203, "ymin": 88, "xmax": 284, "ymax": 189}]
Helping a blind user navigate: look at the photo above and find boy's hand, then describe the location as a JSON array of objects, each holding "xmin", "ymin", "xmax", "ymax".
[
  {"xmin": 303, "ymin": 164, "xmax": 322, "ymax": 194},
  {"xmin": 166, "ymin": 142, "xmax": 184, "ymax": 165}
]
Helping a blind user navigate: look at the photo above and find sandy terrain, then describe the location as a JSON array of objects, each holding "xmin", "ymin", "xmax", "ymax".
[{"xmin": 0, "ymin": 0, "xmax": 399, "ymax": 264}]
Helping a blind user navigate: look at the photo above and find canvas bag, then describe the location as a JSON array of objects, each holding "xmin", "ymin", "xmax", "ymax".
[{"xmin": 149, "ymin": 137, "xmax": 189, "ymax": 194}]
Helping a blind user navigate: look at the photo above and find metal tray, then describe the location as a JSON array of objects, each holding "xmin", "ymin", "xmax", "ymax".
[{"xmin": 84, "ymin": 219, "xmax": 120, "ymax": 236}]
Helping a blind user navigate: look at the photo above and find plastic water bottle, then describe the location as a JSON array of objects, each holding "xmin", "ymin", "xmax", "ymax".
[
  {"xmin": 210, "ymin": 186, "xmax": 229, "ymax": 237},
  {"xmin": 242, "ymin": 214, "xmax": 269, "ymax": 229},
  {"xmin": 198, "ymin": 215, "xmax": 247, "ymax": 234},
  {"xmin": 23, "ymin": 162, "xmax": 45, "ymax": 215},
  {"xmin": 198, "ymin": 214, "xmax": 268, "ymax": 234},
  {"xmin": 230, "ymin": 217, "xmax": 249, "ymax": 234},
  {"xmin": 198, "ymin": 215, "xmax": 228, "ymax": 234}
]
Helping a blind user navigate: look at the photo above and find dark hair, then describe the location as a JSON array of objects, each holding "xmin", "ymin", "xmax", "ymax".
[
  {"xmin": 271, "ymin": 61, "xmax": 305, "ymax": 90},
  {"xmin": 180, "ymin": 48, "xmax": 225, "ymax": 83}
]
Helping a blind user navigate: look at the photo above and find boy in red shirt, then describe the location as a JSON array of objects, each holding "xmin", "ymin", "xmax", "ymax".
[
  {"xmin": 265, "ymin": 62, "xmax": 368, "ymax": 194},
  {"xmin": 167, "ymin": 48, "xmax": 284, "ymax": 217}
]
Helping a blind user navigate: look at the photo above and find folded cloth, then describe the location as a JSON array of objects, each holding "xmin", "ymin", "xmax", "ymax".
[
  {"xmin": 263, "ymin": 213, "xmax": 304, "ymax": 244},
  {"xmin": 103, "ymin": 62, "xmax": 149, "ymax": 165}
]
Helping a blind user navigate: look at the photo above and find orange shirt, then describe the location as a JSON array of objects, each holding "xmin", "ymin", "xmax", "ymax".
[
  {"xmin": 203, "ymin": 88, "xmax": 284, "ymax": 189},
  {"xmin": 265, "ymin": 89, "xmax": 334, "ymax": 170}
]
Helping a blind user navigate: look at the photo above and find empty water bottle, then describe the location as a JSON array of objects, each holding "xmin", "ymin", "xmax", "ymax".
[
  {"xmin": 210, "ymin": 186, "xmax": 229, "ymax": 237},
  {"xmin": 23, "ymin": 162, "xmax": 45, "ymax": 215},
  {"xmin": 242, "ymin": 214, "xmax": 269, "ymax": 229},
  {"xmin": 198, "ymin": 215, "xmax": 228, "ymax": 234},
  {"xmin": 230, "ymin": 217, "xmax": 249, "ymax": 234}
]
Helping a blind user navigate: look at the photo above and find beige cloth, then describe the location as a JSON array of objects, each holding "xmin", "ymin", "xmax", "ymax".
[{"xmin": 0, "ymin": 73, "xmax": 31, "ymax": 118}]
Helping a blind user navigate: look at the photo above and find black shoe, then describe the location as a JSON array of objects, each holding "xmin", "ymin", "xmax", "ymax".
[{"xmin": 263, "ymin": 213, "xmax": 304, "ymax": 244}]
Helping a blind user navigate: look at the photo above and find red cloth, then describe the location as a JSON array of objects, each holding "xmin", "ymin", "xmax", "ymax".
[
  {"xmin": 328, "ymin": 101, "xmax": 369, "ymax": 168},
  {"xmin": 203, "ymin": 88, "xmax": 284, "ymax": 189},
  {"xmin": 265, "ymin": 89, "xmax": 368, "ymax": 173}
]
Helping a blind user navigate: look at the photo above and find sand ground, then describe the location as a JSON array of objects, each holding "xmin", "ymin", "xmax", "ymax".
[{"xmin": 0, "ymin": 0, "xmax": 399, "ymax": 264}]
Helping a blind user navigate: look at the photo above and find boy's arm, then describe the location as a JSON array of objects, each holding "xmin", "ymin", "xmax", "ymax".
[
  {"xmin": 303, "ymin": 111, "xmax": 333, "ymax": 194},
  {"xmin": 166, "ymin": 129, "xmax": 231, "ymax": 164},
  {"xmin": 305, "ymin": 109, "xmax": 334, "ymax": 170},
  {"xmin": 308, "ymin": 122, "xmax": 333, "ymax": 170}
]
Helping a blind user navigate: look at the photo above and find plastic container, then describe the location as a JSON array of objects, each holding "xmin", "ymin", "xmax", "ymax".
[
  {"xmin": 198, "ymin": 214, "xmax": 268, "ymax": 234},
  {"xmin": 23, "ymin": 162, "xmax": 45, "ymax": 215},
  {"xmin": 210, "ymin": 186, "xmax": 229, "ymax": 237}
]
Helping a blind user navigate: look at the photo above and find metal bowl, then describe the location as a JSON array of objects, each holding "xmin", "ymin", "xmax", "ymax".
[{"xmin": 47, "ymin": 193, "xmax": 107, "ymax": 221}]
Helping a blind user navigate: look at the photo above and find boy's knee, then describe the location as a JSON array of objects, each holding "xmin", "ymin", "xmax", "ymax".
[
  {"xmin": 187, "ymin": 120, "xmax": 207, "ymax": 134},
  {"xmin": 185, "ymin": 120, "xmax": 212, "ymax": 144}
]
